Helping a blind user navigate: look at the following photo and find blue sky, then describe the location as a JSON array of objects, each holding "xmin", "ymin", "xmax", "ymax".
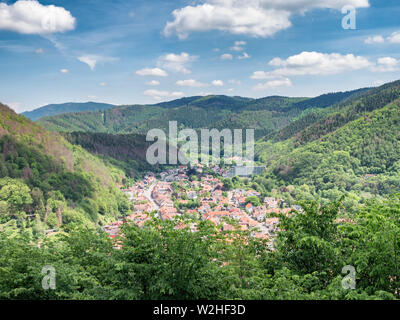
[{"xmin": 0, "ymin": 0, "xmax": 400, "ymax": 112}]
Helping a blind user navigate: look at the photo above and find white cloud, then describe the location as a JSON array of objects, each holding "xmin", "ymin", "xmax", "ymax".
[
  {"xmin": 5, "ymin": 101, "xmax": 22, "ymax": 113},
  {"xmin": 371, "ymin": 57, "xmax": 400, "ymax": 73},
  {"xmin": 60, "ymin": 69, "xmax": 69, "ymax": 74},
  {"xmin": 220, "ymin": 53, "xmax": 233, "ymax": 60},
  {"xmin": 238, "ymin": 52, "xmax": 251, "ymax": 60},
  {"xmin": 146, "ymin": 80, "xmax": 161, "ymax": 86},
  {"xmin": 144, "ymin": 89, "xmax": 184, "ymax": 100},
  {"xmin": 136, "ymin": 68, "xmax": 168, "ymax": 77},
  {"xmin": 252, "ymin": 51, "xmax": 372, "ymax": 78},
  {"xmin": 364, "ymin": 31, "xmax": 400, "ymax": 44},
  {"xmin": 251, "ymin": 71, "xmax": 278, "ymax": 80},
  {"xmin": 157, "ymin": 52, "xmax": 196, "ymax": 75},
  {"xmin": 0, "ymin": 0, "xmax": 76, "ymax": 35},
  {"xmin": 230, "ymin": 40, "xmax": 246, "ymax": 51},
  {"xmin": 212, "ymin": 80, "xmax": 224, "ymax": 87},
  {"xmin": 365, "ymin": 35, "xmax": 385, "ymax": 44},
  {"xmin": 253, "ymin": 77, "xmax": 292, "ymax": 90},
  {"xmin": 99, "ymin": 82, "xmax": 108, "ymax": 87},
  {"xmin": 163, "ymin": 0, "xmax": 369, "ymax": 39},
  {"xmin": 387, "ymin": 31, "xmax": 400, "ymax": 44},
  {"xmin": 176, "ymin": 79, "xmax": 208, "ymax": 87},
  {"xmin": 78, "ymin": 55, "xmax": 117, "ymax": 70},
  {"xmin": 35, "ymin": 48, "xmax": 44, "ymax": 54}
]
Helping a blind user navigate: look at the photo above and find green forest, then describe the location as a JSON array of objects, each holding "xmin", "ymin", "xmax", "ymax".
[
  {"xmin": 1, "ymin": 197, "xmax": 399, "ymax": 300},
  {"xmin": 0, "ymin": 104, "xmax": 130, "ymax": 238}
]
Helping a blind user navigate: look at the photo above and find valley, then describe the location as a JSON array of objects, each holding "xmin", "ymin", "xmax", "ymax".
[
  {"xmin": 2, "ymin": 0, "xmax": 400, "ymax": 304},
  {"xmin": 1, "ymin": 79, "xmax": 399, "ymax": 300}
]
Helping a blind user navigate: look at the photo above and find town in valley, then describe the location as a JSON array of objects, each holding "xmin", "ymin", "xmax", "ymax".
[{"xmin": 103, "ymin": 164, "xmax": 302, "ymax": 247}]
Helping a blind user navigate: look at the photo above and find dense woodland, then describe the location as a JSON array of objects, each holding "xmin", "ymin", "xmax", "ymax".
[
  {"xmin": 254, "ymin": 81, "xmax": 400, "ymax": 206},
  {"xmin": 1, "ymin": 197, "xmax": 399, "ymax": 300},
  {"xmin": 37, "ymin": 89, "xmax": 367, "ymax": 139},
  {"xmin": 0, "ymin": 104, "xmax": 130, "ymax": 237}
]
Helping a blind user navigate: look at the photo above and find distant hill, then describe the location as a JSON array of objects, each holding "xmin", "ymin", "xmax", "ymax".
[
  {"xmin": 0, "ymin": 102, "xmax": 131, "ymax": 236},
  {"xmin": 22, "ymin": 102, "xmax": 117, "ymax": 121},
  {"xmin": 36, "ymin": 91, "xmax": 367, "ymax": 139}
]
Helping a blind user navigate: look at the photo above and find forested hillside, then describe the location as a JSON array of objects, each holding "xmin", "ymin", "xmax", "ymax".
[
  {"xmin": 63, "ymin": 132, "xmax": 163, "ymax": 179},
  {"xmin": 254, "ymin": 80, "xmax": 400, "ymax": 205},
  {"xmin": 36, "ymin": 90, "xmax": 367, "ymax": 139},
  {"xmin": 0, "ymin": 104, "xmax": 130, "ymax": 237},
  {"xmin": 27, "ymin": 82, "xmax": 399, "ymax": 207}
]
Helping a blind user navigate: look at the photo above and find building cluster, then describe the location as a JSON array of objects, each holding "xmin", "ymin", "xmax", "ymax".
[{"xmin": 103, "ymin": 166, "xmax": 300, "ymax": 247}]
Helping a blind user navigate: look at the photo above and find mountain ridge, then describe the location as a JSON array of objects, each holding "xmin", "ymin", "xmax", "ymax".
[
  {"xmin": 22, "ymin": 102, "xmax": 117, "ymax": 121},
  {"xmin": 35, "ymin": 89, "xmax": 370, "ymax": 139}
]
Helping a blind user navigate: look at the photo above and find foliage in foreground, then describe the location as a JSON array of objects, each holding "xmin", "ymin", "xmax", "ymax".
[{"xmin": 0, "ymin": 196, "xmax": 399, "ymax": 300}]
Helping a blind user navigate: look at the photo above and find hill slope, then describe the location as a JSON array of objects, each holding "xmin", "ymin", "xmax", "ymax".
[
  {"xmin": 0, "ymin": 103, "xmax": 130, "ymax": 237},
  {"xmin": 63, "ymin": 132, "xmax": 163, "ymax": 179},
  {"xmin": 254, "ymin": 80, "xmax": 400, "ymax": 204}
]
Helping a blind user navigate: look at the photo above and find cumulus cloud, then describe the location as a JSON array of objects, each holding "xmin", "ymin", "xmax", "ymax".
[
  {"xmin": 212, "ymin": 80, "xmax": 224, "ymax": 87},
  {"xmin": 144, "ymin": 89, "xmax": 184, "ymax": 100},
  {"xmin": 136, "ymin": 68, "xmax": 168, "ymax": 77},
  {"xmin": 387, "ymin": 31, "xmax": 400, "ymax": 44},
  {"xmin": 238, "ymin": 52, "xmax": 251, "ymax": 60},
  {"xmin": 176, "ymin": 79, "xmax": 208, "ymax": 87},
  {"xmin": 371, "ymin": 57, "xmax": 400, "ymax": 73},
  {"xmin": 0, "ymin": 0, "xmax": 76, "ymax": 35},
  {"xmin": 157, "ymin": 52, "xmax": 196, "ymax": 75},
  {"xmin": 364, "ymin": 31, "xmax": 400, "ymax": 44},
  {"xmin": 78, "ymin": 55, "xmax": 117, "ymax": 70},
  {"xmin": 230, "ymin": 41, "xmax": 246, "ymax": 51},
  {"xmin": 146, "ymin": 80, "xmax": 161, "ymax": 86},
  {"xmin": 220, "ymin": 53, "xmax": 233, "ymax": 60},
  {"xmin": 252, "ymin": 51, "xmax": 372, "ymax": 78},
  {"xmin": 365, "ymin": 35, "xmax": 385, "ymax": 44},
  {"xmin": 60, "ymin": 69, "xmax": 69, "ymax": 74},
  {"xmin": 251, "ymin": 71, "xmax": 273, "ymax": 80},
  {"xmin": 163, "ymin": 0, "xmax": 369, "ymax": 39},
  {"xmin": 253, "ymin": 77, "xmax": 292, "ymax": 90}
]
